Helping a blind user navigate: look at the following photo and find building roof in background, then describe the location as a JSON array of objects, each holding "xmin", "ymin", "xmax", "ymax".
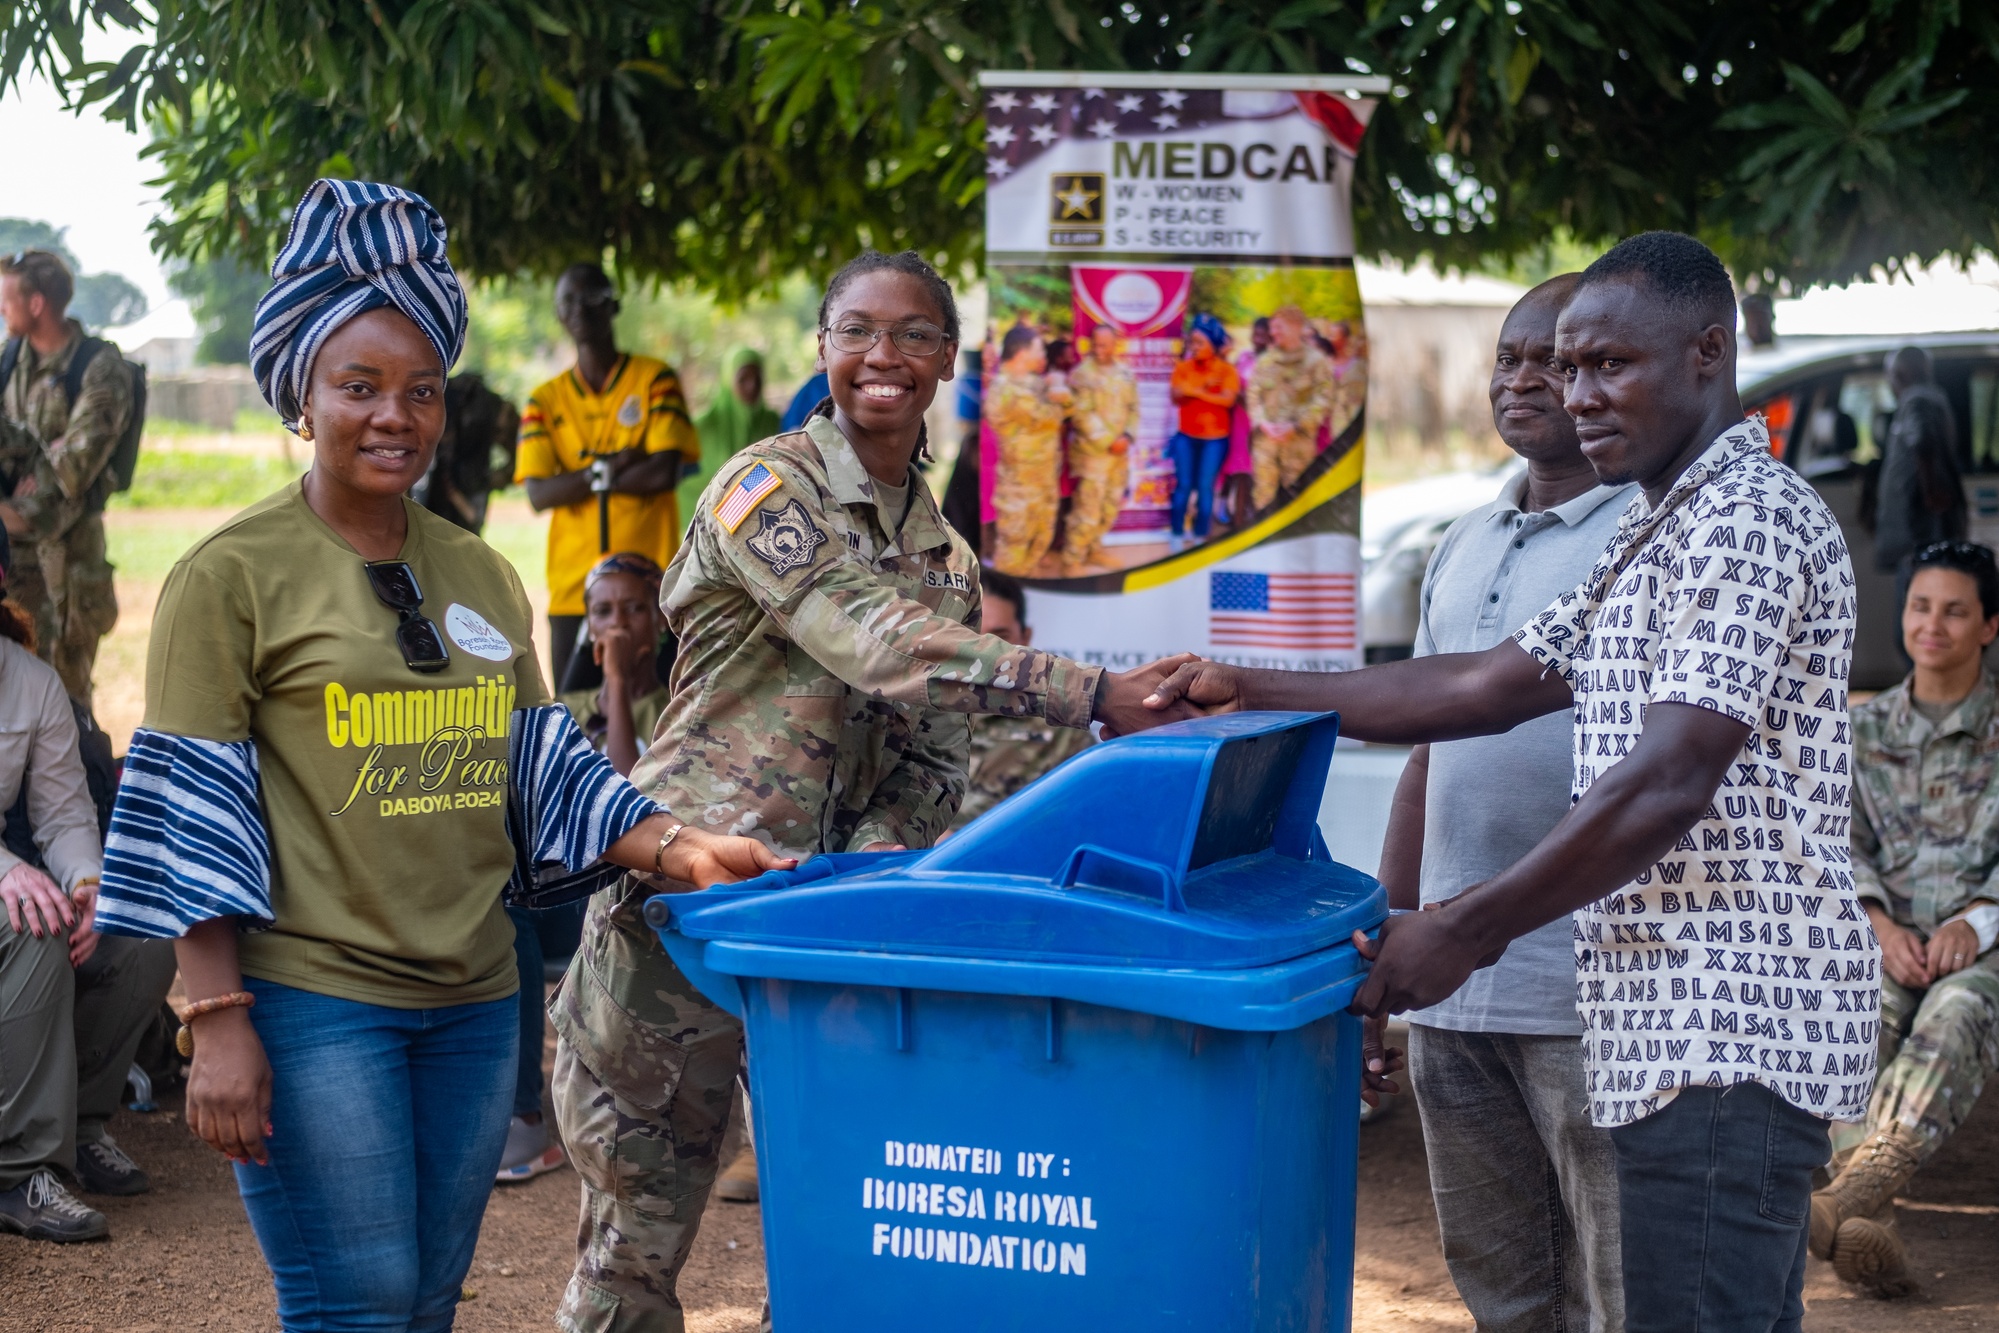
[
  {"xmin": 1772, "ymin": 254, "xmax": 1999, "ymax": 336},
  {"xmin": 105, "ymin": 297, "xmax": 196, "ymax": 348},
  {"xmin": 1356, "ymin": 259, "xmax": 1526, "ymax": 308}
]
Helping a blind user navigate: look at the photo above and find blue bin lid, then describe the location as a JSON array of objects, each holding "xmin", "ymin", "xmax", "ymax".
[{"xmin": 664, "ymin": 712, "xmax": 1383, "ymax": 971}]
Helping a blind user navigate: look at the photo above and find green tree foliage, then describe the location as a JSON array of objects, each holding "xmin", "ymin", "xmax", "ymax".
[
  {"xmin": 458, "ymin": 271, "xmax": 823, "ymax": 407},
  {"xmin": 4, "ymin": 2, "xmax": 1995, "ymax": 295},
  {"xmin": 0, "ymin": 217, "xmax": 149, "ymax": 328},
  {"xmin": 167, "ymin": 258, "xmax": 268, "ymax": 364}
]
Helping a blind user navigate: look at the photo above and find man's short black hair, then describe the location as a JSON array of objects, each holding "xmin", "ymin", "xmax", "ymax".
[
  {"xmin": 999, "ymin": 323, "xmax": 1040, "ymax": 364},
  {"xmin": 1888, "ymin": 345, "xmax": 1934, "ymax": 387},
  {"xmin": 1912, "ymin": 541, "xmax": 1999, "ymax": 620},
  {"xmin": 980, "ymin": 567, "xmax": 1027, "ymax": 625},
  {"xmin": 1576, "ymin": 231, "xmax": 1736, "ymax": 332},
  {"xmin": 558, "ymin": 262, "xmax": 615, "ymax": 294}
]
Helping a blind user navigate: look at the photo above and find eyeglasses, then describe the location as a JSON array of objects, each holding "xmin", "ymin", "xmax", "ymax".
[
  {"xmin": 364, "ymin": 561, "xmax": 452, "ymax": 674},
  {"xmin": 823, "ymin": 319, "xmax": 949, "ymax": 357},
  {"xmin": 1915, "ymin": 541, "xmax": 1996, "ymax": 565}
]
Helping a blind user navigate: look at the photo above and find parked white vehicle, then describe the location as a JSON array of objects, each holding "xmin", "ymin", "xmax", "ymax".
[
  {"xmin": 1360, "ymin": 330, "xmax": 1999, "ymax": 670},
  {"xmin": 1360, "ymin": 460, "xmax": 1522, "ymax": 659}
]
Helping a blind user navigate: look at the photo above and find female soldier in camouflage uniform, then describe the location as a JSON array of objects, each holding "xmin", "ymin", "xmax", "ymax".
[{"xmin": 550, "ymin": 250, "xmax": 1194, "ymax": 1333}]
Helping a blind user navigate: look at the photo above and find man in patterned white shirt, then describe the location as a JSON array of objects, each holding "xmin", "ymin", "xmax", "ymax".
[{"xmin": 1141, "ymin": 232, "xmax": 1878, "ymax": 1332}]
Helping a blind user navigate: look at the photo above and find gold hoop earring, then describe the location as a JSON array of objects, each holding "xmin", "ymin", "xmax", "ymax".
[{"xmin": 298, "ymin": 422, "xmax": 314, "ymax": 442}]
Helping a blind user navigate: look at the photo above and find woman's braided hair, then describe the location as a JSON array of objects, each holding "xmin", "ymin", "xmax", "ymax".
[
  {"xmin": 818, "ymin": 250, "xmax": 961, "ymax": 342},
  {"xmin": 816, "ymin": 250, "xmax": 960, "ymax": 462}
]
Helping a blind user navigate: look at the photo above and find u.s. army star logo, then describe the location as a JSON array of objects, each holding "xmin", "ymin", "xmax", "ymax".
[{"xmin": 746, "ymin": 498, "xmax": 828, "ymax": 575}]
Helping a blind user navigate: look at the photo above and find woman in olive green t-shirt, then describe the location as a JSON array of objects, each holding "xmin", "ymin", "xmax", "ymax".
[{"xmin": 94, "ymin": 180, "xmax": 785, "ymax": 1332}]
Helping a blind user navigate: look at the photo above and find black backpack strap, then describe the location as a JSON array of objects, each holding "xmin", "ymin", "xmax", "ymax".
[
  {"xmin": 0, "ymin": 337, "xmax": 20, "ymax": 400},
  {"xmin": 61, "ymin": 337, "xmax": 107, "ymax": 408}
]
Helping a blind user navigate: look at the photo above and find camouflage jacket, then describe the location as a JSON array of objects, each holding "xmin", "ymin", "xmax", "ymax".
[
  {"xmin": 987, "ymin": 369, "xmax": 1067, "ymax": 461},
  {"xmin": 1852, "ymin": 670, "xmax": 1999, "ymax": 935},
  {"xmin": 637, "ymin": 412, "xmax": 1103, "ymax": 857},
  {"xmin": 947, "ymin": 712, "xmax": 1094, "ymax": 831},
  {"xmin": 0, "ymin": 416, "xmax": 70, "ymax": 546},
  {"xmin": 1246, "ymin": 344, "xmax": 1336, "ymax": 435},
  {"xmin": 1066, "ymin": 359, "xmax": 1137, "ymax": 455},
  {"xmin": 2, "ymin": 321, "xmax": 134, "ymax": 520}
]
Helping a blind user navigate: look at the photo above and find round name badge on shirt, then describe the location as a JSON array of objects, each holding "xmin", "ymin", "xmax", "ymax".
[
  {"xmin": 617, "ymin": 395, "xmax": 643, "ymax": 428},
  {"xmin": 444, "ymin": 604, "xmax": 514, "ymax": 662}
]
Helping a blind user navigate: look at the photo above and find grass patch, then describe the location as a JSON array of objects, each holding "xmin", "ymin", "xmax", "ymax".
[{"xmin": 110, "ymin": 450, "xmax": 306, "ymax": 510}]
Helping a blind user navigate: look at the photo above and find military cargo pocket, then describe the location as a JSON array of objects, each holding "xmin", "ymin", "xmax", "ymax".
[
  {"xmin": 74, "ymin": 563, "xmax": 117, "ymax": 638},
  {"xmin": 552, "ymin": 998, "xmax": 740, "ymax": 1220},
  {"xmin": 548, "ymin": 960, "xmax": 690, "ymax": 1114},
  {"xmin": 782, "ymin": 637, "xmax": 845, "ymax": 697}
]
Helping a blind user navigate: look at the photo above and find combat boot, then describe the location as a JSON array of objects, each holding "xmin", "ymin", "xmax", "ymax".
[
  {"xmin": 1833, "ymin": 1200, "xmax": 1919, "ymax": 1298},
  {"xmin": 716, "ymin": 1139, "xmax": 760, "ymax": 1203},
  {"xmin": 1809, "ymin": 1123, "xmax": 1923, "ymax": 1259}
]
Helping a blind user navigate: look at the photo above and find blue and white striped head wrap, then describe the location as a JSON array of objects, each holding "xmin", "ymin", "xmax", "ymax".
[
  {"xmin": 249, "ymin": 179, "xmax": 468, "ymax": 432},
  {"xmin": 1188, "ymin": 311, "xmax": 1228, "ymax": 353}
]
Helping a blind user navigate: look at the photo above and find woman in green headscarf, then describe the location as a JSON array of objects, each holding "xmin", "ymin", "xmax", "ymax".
[{"xmin": 679, "ymin": 346, "xmax": 780, "ymax": 514}]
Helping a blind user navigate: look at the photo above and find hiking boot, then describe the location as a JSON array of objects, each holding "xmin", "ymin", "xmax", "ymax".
[
  {"xmin": 74, "ymin": 1133, "xmax": 151, "ymax": 1196},
  {"xmin": 715, "ymin": 1141, "xmax": 760, "ymax": 1203},
  {"xmin": 495, "ymin": 1115, "xmax": 565, "ymax": 1184},
  {"xmin": 0, "ymin": 1169, "xmax": 109, "ymax": 1242},
  {"xmin": 1809, "ymin": 1124, "xmax": 1922, "ymax": 1259},
  {"xmin": 1833, "ymin": 1202, "xmax": 1919, "ymax": 1298}
]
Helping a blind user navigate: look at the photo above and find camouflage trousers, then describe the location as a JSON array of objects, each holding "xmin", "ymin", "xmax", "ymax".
[
  {"xmin": 1829, "ymin": 949, "xmax": 1999, "ymax": 1164},
  {"xmin": 990, "ymin": 442, "xmax": 1059, "ymax": 576},
  {"xmin": 1251, "ymin": 425, "xmax": 1320, "ymax": 509},
  {"xmin": 10, "ymin": 512, "xmax": 117, "ymax": 705},
  {"xmin": 1060, "ymin": 446, "xmax": 1127, "ymax": 570},
  {"xmin": 550, "ymin": 882, "xmax": 748, "ymax": 1333}
]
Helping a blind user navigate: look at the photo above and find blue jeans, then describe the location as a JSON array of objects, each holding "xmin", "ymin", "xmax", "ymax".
[
  {"xmin": 506, "ymin": 901, "xmax": 586, "ymax": 1118},
  {"xmin": 1610, "ymin": 1082, "xmax": 1830, "ymax": 1333},
  {"xmin": 1408, "ymin": 1025, "xmax": 1623, "ymax": 1333},
  {"xmin": 237, "ymin": 977, "xmax": 518, "ymax": 1332},
  {"xmin": 1168, "ymin": 432, "xmax": 1227, "ymax": 537}
]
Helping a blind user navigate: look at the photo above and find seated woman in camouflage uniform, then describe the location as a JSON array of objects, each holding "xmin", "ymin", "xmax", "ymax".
[
  {"xmin": 1817, "ymin": 540, "xmax": 1999, "ymax": 1296},
  {"xmin": 550, "ymin": 248, "xmax": 1199, "ymax": 1333}
]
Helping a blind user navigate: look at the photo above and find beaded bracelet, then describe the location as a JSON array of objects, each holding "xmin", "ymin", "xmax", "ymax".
[{"xmin": 174, "ymin": 991, "xmax": 256, "ymax": 1058}]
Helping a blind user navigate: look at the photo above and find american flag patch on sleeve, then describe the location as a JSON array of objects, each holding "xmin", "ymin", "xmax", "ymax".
[{"xmin": 713, "ymin": 463, "xmax": 784, "ymax": 532}]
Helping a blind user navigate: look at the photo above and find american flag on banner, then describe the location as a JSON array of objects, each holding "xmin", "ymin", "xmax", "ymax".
[{"xmin": 1208, "ymin": 571, "xmax": 1357, "ymax": 650}]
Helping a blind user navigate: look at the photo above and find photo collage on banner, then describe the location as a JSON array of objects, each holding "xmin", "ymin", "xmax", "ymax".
[{"xmin": 979, "ymin": 71, "xmax": 1388, "ymax": 672}]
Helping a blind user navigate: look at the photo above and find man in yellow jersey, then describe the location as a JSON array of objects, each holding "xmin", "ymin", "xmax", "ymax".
[{"xmin": 516, "ymin": 264, "xmax": 700, "ymax": 681}]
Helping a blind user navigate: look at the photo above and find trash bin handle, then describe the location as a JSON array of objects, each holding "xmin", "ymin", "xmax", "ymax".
[{"xmin": 1055, "ymin": 844, "xmax": 1185, "ymax": 912}]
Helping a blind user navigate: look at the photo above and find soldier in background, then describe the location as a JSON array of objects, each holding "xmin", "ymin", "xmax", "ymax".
[
  {"xmin": 948, "ymin": 569, "xmax": 1093, "ymax": 831},
  {"xmin": 1060, "ymin": 330, "xmax": 1137, "ymax": 576},
  {"xmin": 1824, "ymin": 541, "xmax": 1999, "ymax": 1297},
  {"xmin": 0, "ymin": 251, "xmax": 134, "ymax": 705},
  {"xmin": 1246, "ymin": 305, "xmax": 1336, "ymax": 510},
  {"xmin": 985, "ymin": 324, "xmax": 1069, "ymax": 575}
]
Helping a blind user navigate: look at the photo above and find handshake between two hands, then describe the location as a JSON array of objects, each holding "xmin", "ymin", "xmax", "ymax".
[{"xmin": 1093, "ymin": 653, "xmax": 1247, "ymax": 738}]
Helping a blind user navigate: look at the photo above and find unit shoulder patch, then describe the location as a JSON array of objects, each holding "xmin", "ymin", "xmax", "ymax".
[{"xmin": 745, "ymin": 498, "xmax": 828, "ymax": 576}]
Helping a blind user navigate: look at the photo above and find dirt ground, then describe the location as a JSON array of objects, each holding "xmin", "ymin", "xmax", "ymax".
[{"xmin": 5, "ymin": 1048, "xmax": 1996, "ymax": 1333}]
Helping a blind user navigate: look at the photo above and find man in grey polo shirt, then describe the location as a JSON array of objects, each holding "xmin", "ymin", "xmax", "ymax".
[{"xmin": 1375, "ymin": 274, "xmax": 1634, "ymax": 1333}]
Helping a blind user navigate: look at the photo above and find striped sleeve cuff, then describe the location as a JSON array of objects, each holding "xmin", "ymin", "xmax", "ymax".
[
  {"xmin": 509, "ymin": 705, "xmax": 660, "ymax": 875},
  {"xmin": 96, "ymin": 729, "xmax": 273, "ymax": 939}
]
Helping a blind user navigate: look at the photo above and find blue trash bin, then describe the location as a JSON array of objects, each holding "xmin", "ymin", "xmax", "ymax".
[{"xmin": 647, "ymin": 711, "xmax": 1384, "ymax": 1332}]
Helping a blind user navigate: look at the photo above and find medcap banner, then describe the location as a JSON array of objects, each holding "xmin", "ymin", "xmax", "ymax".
[{"xmin": 977, "ymin": 71, "xmax": 1387, "ymax": 672}]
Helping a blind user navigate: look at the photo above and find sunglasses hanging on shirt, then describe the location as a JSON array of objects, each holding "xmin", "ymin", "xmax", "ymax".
[{"xmin": 364, "ymin": 560, "xmax": 452, "ymax": 674}]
